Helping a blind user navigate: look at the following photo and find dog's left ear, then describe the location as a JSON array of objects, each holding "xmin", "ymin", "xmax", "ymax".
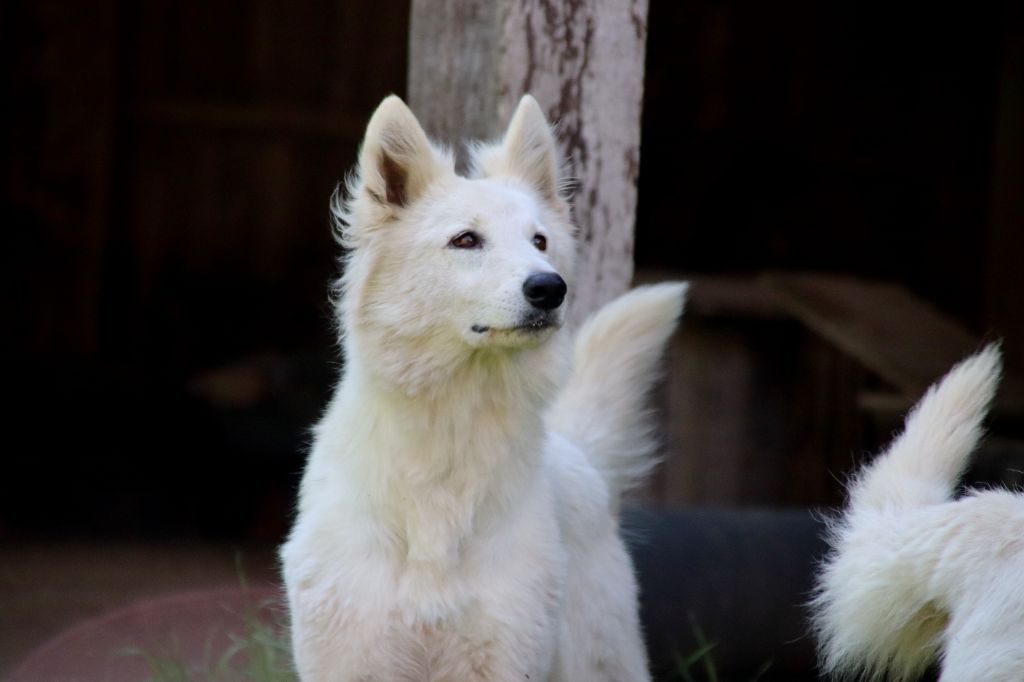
[{"xmin": 473, "ymin": 95, "xmax": 566, "ymax": 210}]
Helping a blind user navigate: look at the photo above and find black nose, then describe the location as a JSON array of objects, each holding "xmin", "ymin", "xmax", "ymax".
[{"xmin": 522, "ymin": 272, "xmax": 567, "ymax": 310}]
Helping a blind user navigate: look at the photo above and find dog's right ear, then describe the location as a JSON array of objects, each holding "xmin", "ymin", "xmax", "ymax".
[
  {"xmin": 471, "ymin": 95, "xmax": 568, "ymax": 213},
  {"xmin": 355, "ymin": 96, "xmax": 449, "ymax": 216}
]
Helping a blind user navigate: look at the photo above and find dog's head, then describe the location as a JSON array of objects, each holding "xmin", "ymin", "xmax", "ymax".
[{"xmin": 334, "ymin": 95, "xmax": 575, "ymax": 388}]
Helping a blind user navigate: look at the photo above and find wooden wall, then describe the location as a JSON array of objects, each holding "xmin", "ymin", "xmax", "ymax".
[
  {"xmin": 6, "ymin": 0, "xmax": 409, "ymax": 371},
  {"xmin": 4, "ymin": 0, "xmax": 411, "ymax": 538},
  {"xmin": 636, "ymin": 1, "xmax": 1003, "ymax": 326},
  {"xmin": 109, "ymin": 1, "xmax": 410, "ymax": 373},
  {"xmin": 633, "ymin": 1, "xmax": 1023, "ymax": 507},
  {"xmin": 4, "ymin": 0, "xmax": 1021, "ymax": 536}
]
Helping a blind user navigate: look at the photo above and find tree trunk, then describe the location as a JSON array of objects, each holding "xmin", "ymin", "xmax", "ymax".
[{"xmin": 408, "ymin": 0, "xmax": 650, "ymax": 324}]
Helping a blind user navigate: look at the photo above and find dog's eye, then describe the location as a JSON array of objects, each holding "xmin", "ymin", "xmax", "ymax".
[
  {"xmin": 532, "ymin": 234, "xmax": 547, "ymax": 252},
  {"xmin": 449, "ymin": 231, "xmax": 482, "ymax": 249}
]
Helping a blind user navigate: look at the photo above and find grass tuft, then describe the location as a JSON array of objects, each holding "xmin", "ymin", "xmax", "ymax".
[
  {"xmin": 117, "ymin": 554, "xmax": 296, "ymax": 682},
  {"xmin": 669, "ymin": 613, "xmax": 774, "ymax": 682}
]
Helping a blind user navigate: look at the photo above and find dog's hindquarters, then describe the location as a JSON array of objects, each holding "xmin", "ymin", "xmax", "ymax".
[
  {"xmin": 547, "ymin": 283, "xmax": 687, "ymax": 509},
  {"xmin": 811, "ymin": 344, "xmax": 1003, "ymax": 681}
]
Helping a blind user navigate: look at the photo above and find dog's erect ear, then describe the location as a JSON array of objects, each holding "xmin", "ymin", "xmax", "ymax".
[
  {"xmin": 474, "ymin": 95, "xmax": 564, "ymax": 207},
  {"xmin": 357, "ymin": 96, "xmax": 448, "ymax": 211}
]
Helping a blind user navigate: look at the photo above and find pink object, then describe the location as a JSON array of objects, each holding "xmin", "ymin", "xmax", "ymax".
[{"xmin": 8, "ymin": 585, "xmax": 288, "ymax": 681}]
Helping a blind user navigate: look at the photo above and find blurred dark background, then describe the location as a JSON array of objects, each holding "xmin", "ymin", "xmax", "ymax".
[
  {"xmin": 5, "ymin": 0, "xmax": 409, "ymax": 540},
  {"xmin": 2, "ymin": 0, "xmax": 1022, "ymax": 677}
]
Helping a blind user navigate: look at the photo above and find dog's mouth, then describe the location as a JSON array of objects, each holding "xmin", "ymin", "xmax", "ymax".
[{"xmin": 471, "ymin": 312, "xmax": 560, "ymax": 336}]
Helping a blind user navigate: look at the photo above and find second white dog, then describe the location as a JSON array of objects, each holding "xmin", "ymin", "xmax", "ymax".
[{"xmin": 811, "ymin": 344, "xmax": 1024, "ymax": 681}]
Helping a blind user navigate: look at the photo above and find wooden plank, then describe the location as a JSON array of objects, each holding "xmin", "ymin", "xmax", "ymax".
[
  {"xmin": 634, "ymin": 270, "xmax": 788, "ymax": 319},
  {"xmin": 646, "ymin": 313, "xmax": 859, "ymax": 508},
  {"xmin": 761, "ymin": 272, "xmax": 1024, "ymax": 412},
  {"xmin": 762, "ymin": 272, "xmax": 978, "ymax": 397},
  {"xmin": 654, "ymin": 323, "xmax": 755, "ymax": 506},
  {"xmin": 408, "ymin": 0, "xmax": 650, "ymax": 324}
]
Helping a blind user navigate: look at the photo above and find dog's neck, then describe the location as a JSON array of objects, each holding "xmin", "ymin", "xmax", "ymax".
[{"xmin": 327, "ymin": 332, "xmax": 566, "ymax": 575}]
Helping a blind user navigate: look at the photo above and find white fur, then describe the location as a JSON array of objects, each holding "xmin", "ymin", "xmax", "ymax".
[
  {"xmin": 811, "ymin": 344, "xmax": 1024, "ymax": 681},
  {"xmin": 280, "ymin": 94, "xmax": 686, "ymax": 681}
]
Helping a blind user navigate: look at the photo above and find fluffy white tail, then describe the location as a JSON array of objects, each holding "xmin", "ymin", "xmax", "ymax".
[
  {"xmin": 812, "ymin": 344, "xmax": 1003, "ymax": 681},
  {"xmin": 548, "ymin": 283, "xmax": 687, "ymax": 506},
  {"xmin": 850, "ymin": 343, "xmax": 1002, "ymax": 512}
]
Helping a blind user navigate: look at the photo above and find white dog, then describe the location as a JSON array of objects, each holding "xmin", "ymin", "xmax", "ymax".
[
  {"xmin": 811, "ymin": 344, "xmax": 1024, "ymax": 681},
  {"xmin": 279, "ymin": 94, "xmax": 686, "ymax": 681}
]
